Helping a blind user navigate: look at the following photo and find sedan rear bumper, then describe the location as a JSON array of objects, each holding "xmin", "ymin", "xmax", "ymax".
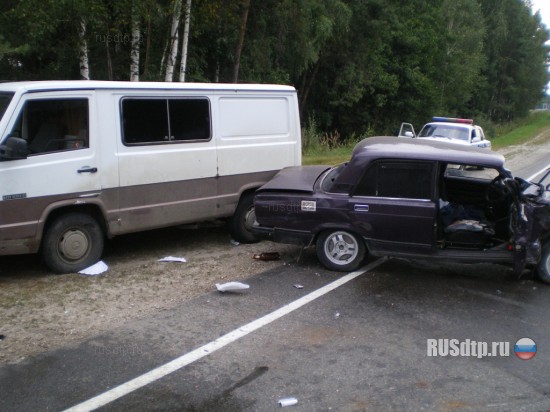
[{"xmin": 252, "ymin": 225, "xmax": 315, "ymax": 246}]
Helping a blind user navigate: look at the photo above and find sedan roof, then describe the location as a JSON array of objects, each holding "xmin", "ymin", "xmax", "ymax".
[{"xmin": 352, "ymin": 137, "xmax": 504, "ymax": 169}]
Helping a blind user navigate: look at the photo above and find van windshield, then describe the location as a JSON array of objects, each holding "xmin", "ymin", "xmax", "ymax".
[{"xmin": 0, "ymin": 92, "xmax": 14, "ymax": 122}]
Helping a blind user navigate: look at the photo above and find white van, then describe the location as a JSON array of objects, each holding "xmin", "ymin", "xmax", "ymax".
[{"xmin": 0, "ymin": 81, "xmax": 301, "ymax": 273}]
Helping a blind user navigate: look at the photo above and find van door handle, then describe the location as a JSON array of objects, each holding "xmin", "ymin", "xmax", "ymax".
[
  {"xmin": 354, "ymin": 204, "xmax": 369, "ymax": 212},
  {"xmin": 78, "ymin": 166, "xmax": 98, "ymax": 174}
]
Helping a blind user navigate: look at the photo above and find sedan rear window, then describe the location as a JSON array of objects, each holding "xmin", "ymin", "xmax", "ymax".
[{"xmin": 321, "ymin": 163, "xmax": 348, "ymax": 192}]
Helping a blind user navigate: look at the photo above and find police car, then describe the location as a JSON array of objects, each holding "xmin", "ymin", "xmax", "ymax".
[{"xmin": 399, "ymin": 117, "xmax": 491, "ymax": 149}]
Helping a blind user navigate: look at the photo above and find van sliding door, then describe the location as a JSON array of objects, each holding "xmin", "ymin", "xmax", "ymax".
[{"xmin": 116, "ymin": 97, "xmax": 217, "ymax": 233}]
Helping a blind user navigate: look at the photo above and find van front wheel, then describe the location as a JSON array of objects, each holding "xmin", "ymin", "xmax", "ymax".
[
  {"xmin": 229, "ymin": 192, "xmax": 260, "ymax": 244},
  {"xmin": 42, "ymin": 213, "xmax": 104, "ymax": 274}
]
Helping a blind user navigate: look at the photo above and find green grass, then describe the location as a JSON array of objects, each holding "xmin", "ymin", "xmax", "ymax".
[
  {"xmin": 302, "ymin": 111, "xmax": 550, "ymax": 165},
  {"xmin": 491, "ymin": 111, "xmax": 550, "ymax": 149},
  {"xmin": 302, "ymin": 146, "xmax": 354, "ymax": 165}
]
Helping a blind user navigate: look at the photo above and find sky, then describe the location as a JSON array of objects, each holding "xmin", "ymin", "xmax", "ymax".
[{"xmin": 532, "ymin": 0, "xmax": 550, "ymax": 28}]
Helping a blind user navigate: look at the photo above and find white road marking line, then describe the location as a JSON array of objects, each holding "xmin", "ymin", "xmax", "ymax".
[
  {"xmin": 526, "ymin": 165, "xmax": 550, "ymax": 182},
  {"xmin": 63, "ymin": 257, "xmax": 387, "ymax": 412}
]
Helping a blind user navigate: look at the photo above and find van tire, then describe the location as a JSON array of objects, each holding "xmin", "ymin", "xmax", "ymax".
[
  {"xmin": 229, "ymin": 192, "xmax": 260, "ymax": 244},
  {"xmin": 537, "ymin": 242, "xmax": 550, "ymax": 284},
  {"xmin": 42, "ymin": 213, "xmax": 104, "ymax": 274},
  {"xmin": 316, "ymin": 229, "xmax": 366, "ymax": 272}
]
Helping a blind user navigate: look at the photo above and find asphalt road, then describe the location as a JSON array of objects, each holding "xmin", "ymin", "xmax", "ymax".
[
  {"xmin": 0, "ymin": 148, "xmax": 549, "ymax": 411},
  {"xmin": 1, "ymin": 253, "xmax": 549, "ymax": 411}
]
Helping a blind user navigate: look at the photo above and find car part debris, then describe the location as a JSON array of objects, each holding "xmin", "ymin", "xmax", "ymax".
[
  {"xmin": 278, "ymin": 397, "xmax": 298, "ymax": 407},
  {"xmin": 158, "ymin": 256, "xmax": 187, "ymax": 263},
  {"xmin": 215, "ymin": 282, "xmax": 250, "ymax": 292},
  {"xmin": 253, "ymin": 252, "xmax": 280, "ymax": 261}
]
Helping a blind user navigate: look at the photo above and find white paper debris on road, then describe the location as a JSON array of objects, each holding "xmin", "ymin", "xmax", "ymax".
[
  {"xmin": 158, "ymin": 256, "xmax": 187, "ymax": 263},
  {"xmin": 278, "ymin": 397, "xmax": 298, "ymax": 407},
  {"xmin": 215, "ymin": 282, "xmax": 250, "ymax": 292},
  {"xmin": 78, "ymin": 260, "xmax": 108, "ymax": 276}
]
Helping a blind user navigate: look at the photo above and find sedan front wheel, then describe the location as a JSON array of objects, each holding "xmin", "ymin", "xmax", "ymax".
[{"xmin": 316, "ymin": 230, "xmax": 366, "ymax": 272}]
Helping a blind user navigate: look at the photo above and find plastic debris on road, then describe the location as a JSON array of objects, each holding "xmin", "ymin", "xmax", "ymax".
[
  {"xmin": 215, "ymin": 282, "xmax": 250, "ymax": 292},
  {"xmin": 293, "ymin": 284, "xmax": 304, "ymax": 289},
  {"xmin": 78, "ymin": 260, "xmax": 108, "ymax": 276},
  {"xmin": 278, "ymin": 397, "xmax": 298, "ymax": 407},
  {"xmin": 158, "ymin": 256, "xmax": 187, "ymax": 263}
]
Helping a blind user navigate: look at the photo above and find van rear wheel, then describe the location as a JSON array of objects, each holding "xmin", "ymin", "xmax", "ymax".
[
  {"xmin": 229, "ymin": 192, "xmax": 260, "ymax": 244},
  {"xmin": 42, "ymin": 212, "xmax": 104, "ymax": 274}
]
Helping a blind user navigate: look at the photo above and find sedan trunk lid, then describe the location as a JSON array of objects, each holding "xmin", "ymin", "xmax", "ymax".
[{"xmin": 257, "ymin": 165, "xmax": 330, "ymax": 193}]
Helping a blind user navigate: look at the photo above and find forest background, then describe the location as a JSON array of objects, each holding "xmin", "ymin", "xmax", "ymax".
[{"xmin": 0, "ymin": 0, "xmax": 548, "ymax": 144}]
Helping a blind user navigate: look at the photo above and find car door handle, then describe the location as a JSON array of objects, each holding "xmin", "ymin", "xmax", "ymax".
[
  {"xmin": 78, "ymin": 166, "xmax": 98, "ymax": 174},
  {"xmin": 354, "ymin": 204, "xmax": 369, "ymax": 212}
]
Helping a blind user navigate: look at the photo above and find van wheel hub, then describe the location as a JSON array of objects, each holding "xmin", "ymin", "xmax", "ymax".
[{"xmin": 59, "ymin": 230, "xmax": 89, "ymax": 261}]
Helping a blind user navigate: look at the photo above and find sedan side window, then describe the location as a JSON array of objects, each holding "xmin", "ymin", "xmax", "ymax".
[{"xmin": 355, "ymin": 161, "xmax": 435, "ymax": 200}]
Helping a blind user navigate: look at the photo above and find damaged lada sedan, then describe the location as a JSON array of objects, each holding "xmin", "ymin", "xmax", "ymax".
[{"xmin": 253, "ymin": 137, "xmax": 550, "ymax": 283}]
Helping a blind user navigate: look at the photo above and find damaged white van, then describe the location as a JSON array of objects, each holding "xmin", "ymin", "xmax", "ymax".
[{"xmin": 0, "ymin": 81, "xmax": 301, "ymax": 273}]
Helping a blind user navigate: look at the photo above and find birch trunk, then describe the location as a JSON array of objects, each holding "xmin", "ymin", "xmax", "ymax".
[
  {"xmin": 164, "ymin": 0, "xmax": 182, "ymax": 82},
  {"xmin": 231, "ymin": 0, "xmax": 250, "ymax": 83},
  {"xmin": 78, "ymin": 19, "xmax": 90, "ymax": 80},
  {"xmin": 178, "ymin": 0, "xmax": 192, "ymax": 82},
  {"xmin": 130, "ymin": 11, "xmax": 141, "ymax": 81}
]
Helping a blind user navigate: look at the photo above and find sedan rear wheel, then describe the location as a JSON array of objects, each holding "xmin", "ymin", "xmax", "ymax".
[{"xmin": 316, "ymin": 230, "xmax": 366, "ymax": 272}]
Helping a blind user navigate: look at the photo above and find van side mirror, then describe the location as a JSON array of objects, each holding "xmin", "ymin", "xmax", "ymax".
[{"xmin": 0, "ymin": 136, "xmax": 28, "ymax": 160}]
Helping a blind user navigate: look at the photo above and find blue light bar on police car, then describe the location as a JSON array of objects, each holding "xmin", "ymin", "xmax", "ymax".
[{"xmin": 432, "ymin": 116, "xmax": 474, "ymax": 124}]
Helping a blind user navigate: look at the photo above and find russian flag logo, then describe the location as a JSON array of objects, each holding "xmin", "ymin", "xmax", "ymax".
[{"xmin": 514, "ymin": 338, "xmax": 537, "ymax": 360}]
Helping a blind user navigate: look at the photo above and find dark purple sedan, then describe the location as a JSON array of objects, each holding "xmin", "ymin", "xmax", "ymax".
[{"xmin": 253, "ymin": 137, "xmax": 550, "ymax": 283}]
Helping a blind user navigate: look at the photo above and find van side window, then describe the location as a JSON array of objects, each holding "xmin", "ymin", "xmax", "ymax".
[
  {"xmin": 121, "ymin": 98, "xmax": 211, "ymax": 144},
  {"xmin": 10, "ymin": 99, "xmax": 89, "ymax": 155}
]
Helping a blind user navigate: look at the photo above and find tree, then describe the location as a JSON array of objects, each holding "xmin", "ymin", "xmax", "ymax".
[
  {"xmin": 232, "ymin": 0, "xmax": 250, "ymax": 83},
  {"xmin": 130, "ymin": 7, "xmax": 141, "ymax": 81},
  {"xmin": 477, "ymin": 0, "xmax": 550, "ymax": 121},
  {"xmin": 436, "ymin": 0, "xmax": 485, "ymax": 115},
  {"xmin": 178, "ymin": 0, "xmax": 192, "ymax": 82},
  {"xmin": 164, "ymin": 0, "xmax": 182, "ymax": 82}
]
